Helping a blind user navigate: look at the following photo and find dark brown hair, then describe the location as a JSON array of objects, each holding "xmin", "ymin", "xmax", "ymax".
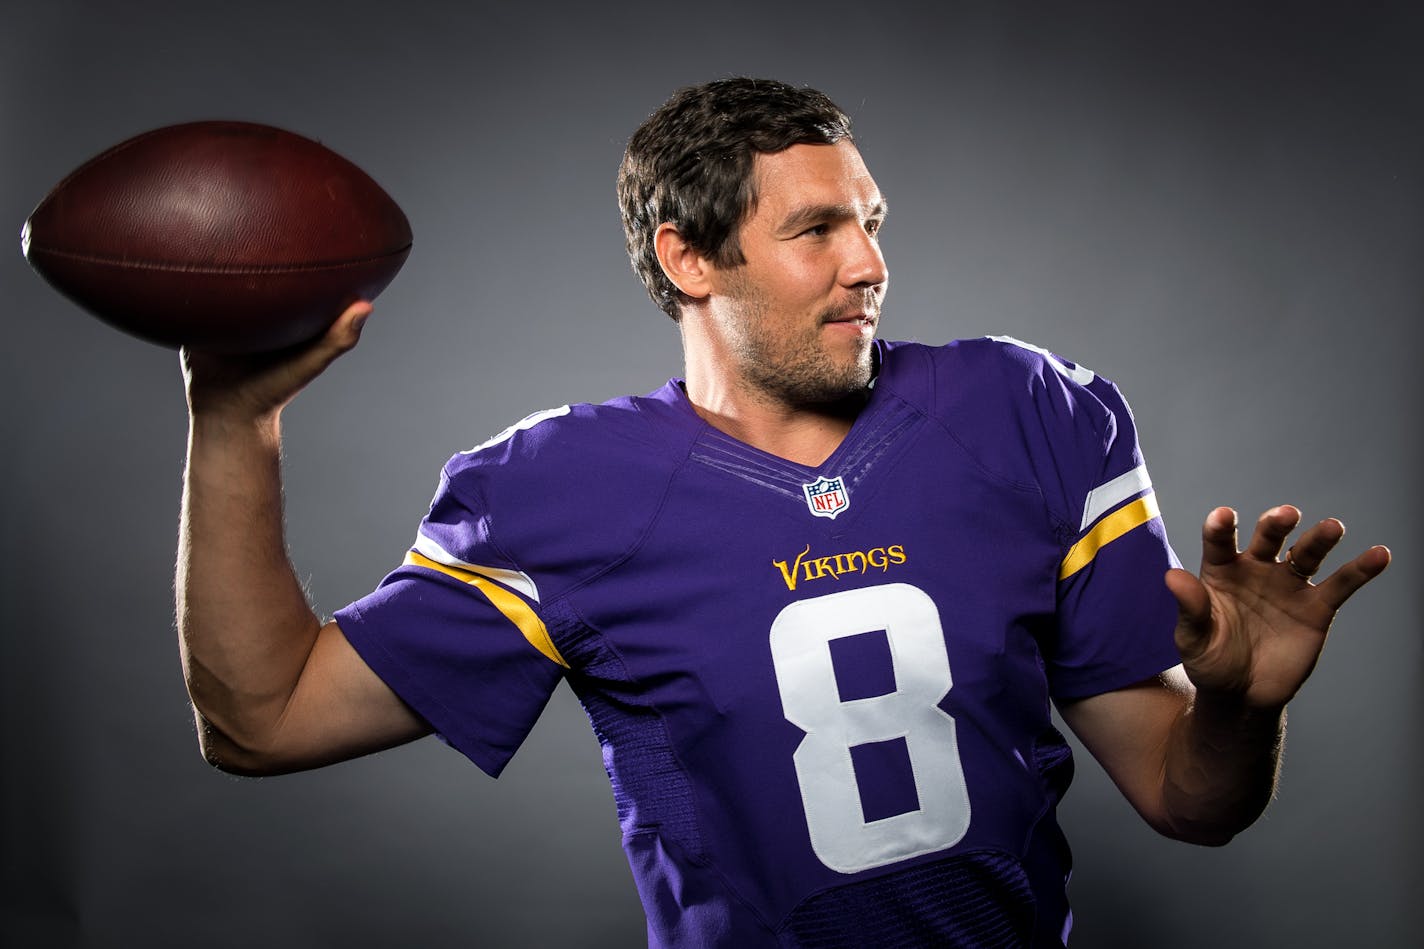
[{"xmin": 617, "ymin": 78, "xmax": 853, "ymax": 320}]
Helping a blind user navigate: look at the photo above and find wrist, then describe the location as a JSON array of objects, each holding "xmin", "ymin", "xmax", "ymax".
[
  {"xmin": 1187, "ymin": 688, "xmax": 1286, "ymax": 745},
  {"xmin": 188, "ymin": 405, "xmax": 283, "ymax": 452}
]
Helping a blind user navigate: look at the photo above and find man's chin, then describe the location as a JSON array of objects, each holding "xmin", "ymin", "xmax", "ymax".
[{"xmin": 800, "ymin": 353, "xmax": 876, "ymax": 408}]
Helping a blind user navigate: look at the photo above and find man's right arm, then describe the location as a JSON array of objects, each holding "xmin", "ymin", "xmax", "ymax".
[{"xmin": 176, "ymin": 302, "xmax": 429, "ymax": 775}]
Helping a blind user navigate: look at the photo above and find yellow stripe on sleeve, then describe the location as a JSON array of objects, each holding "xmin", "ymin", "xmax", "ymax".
[
  {"xmin": 403, "ymin": 550, "xmax": 569, "ymax": 668},
  {"xmin": 1059, "ymin": 495, "xmax": 1161, "ymax": 581}
]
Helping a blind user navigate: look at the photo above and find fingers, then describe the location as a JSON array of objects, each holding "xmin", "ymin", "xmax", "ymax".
[
  {"xmin": 1233, "ymin": 504, "xmax": 1351, "ymax": 581},
  {"xmin": 1212, "ymin": 503, "xmax": 1389, "ymax": 610},
  {"xmin": 1243, "ymin": 505, "xmax": 1302, "ymax": 562},
  {"xmin": 1279, "ymin": 516, "xmax": 1345, "ymax": 579},
  {"xmin": 1199, "ymin": 506, "xmax": 1241, "ymax": 567},
  {"xmin": 1315, "ymin": 544, "xmax": 1391, "ymax": 612},
  {"xmin": 1205, "ymin": 503, "xmax": 1380, "ymax": 581}
]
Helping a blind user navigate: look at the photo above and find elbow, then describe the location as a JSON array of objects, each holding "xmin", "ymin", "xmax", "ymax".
[
  {"xmin": 1156, "ymin": 821, "xmax": 1239, "ymax": 848},
  {"xmin": 1151, "ymin": 766, "xmax": 1275, "ymax": 847},
  {"xmin": 197, "ymin": 739, "xmax": 277, "ymax": 778},
  {"xmin": 193, "ymin": 710, "xmax": 290, "ymax": 777},
  {"xmin": 1151, "ymin": 806, "xmax": 1263, "ymax": 847}
]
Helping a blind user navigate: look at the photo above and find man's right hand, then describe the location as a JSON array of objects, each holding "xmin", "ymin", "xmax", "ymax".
[{"xmin": 181, "ymin": 300, "xmax": 373, "ymax": 422}]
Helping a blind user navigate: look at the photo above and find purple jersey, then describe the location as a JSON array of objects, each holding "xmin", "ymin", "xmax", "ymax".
[{"xmin": 335, "ymin": 337, "xmax": 1182, "ymax": 948}]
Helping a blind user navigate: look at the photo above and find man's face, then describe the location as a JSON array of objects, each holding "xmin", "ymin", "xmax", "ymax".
[{"xmin": 705, "ymin": 140, "xmax": 888, "ymax": 408}]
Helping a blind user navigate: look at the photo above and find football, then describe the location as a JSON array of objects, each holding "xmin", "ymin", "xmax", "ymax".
[{"xmin": 21, "ymin": 121, "xmax": 412, "ymax": 353}]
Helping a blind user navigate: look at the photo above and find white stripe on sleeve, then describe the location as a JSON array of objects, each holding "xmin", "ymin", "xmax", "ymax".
[
  {"xmin": 412, "ymin": 532, "xmax": 542, "ymax": 602},
  {"xmin": 1080, "ymin": 464, "xmax": 1153, "ymax": 532}
]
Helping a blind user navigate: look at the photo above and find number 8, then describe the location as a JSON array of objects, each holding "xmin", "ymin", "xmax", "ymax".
[{"xmin": 769, "ymin": 583, "xmax": 971, "ymax": 873}]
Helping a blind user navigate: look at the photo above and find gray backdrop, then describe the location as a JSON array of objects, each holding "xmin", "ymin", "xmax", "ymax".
[{"xmin": 3, "ymin": 1, "xmax": 1419, "ymax": 946}]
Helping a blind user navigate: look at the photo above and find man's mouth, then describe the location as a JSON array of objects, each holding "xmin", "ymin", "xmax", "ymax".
[
  {"xmin": 823, "ymin": 294, "xmax": 880, "ymax": 328},
  {"xmin": 823, "ymin": 311, "xmax": 877, "ymax": 328}
]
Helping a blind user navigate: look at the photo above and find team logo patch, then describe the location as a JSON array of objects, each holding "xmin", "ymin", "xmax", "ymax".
[{"xmin": 802, "ymin": 475, "xmax": 851, "ymax": 520}]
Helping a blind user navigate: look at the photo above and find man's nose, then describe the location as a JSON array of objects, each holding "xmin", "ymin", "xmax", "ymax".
[{"xmin": 842, "ymin": 228, "xmax": 888, "ymax": 289}]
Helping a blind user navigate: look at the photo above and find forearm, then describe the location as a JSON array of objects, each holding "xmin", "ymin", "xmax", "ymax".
[
  {"xmin": 1160, "ymin": 691, "xmax": 1285, "ymax": 845},
  {"xmin": 176, "ymin": 409, "xmax": 322, "ymax": 762}
]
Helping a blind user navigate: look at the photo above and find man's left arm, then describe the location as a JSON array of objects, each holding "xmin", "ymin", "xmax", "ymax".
[{"xmin": 1058, "ymin": 504, "xmax": 1390, "ymax": 846}]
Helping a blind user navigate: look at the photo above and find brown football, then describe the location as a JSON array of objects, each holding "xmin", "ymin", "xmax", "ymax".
[{"xmin": 22, "ymin": 121, "xmax": 412, "ymax": 353}]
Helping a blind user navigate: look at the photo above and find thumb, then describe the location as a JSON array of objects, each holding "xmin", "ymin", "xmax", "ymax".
[
  {"xmin": 286, "ymin": 300, "xmax": 373, "ymax": 383},
  {"xmin": 318, "ymin": 300, "xmax": 373, "ymax": 359},
  {"xmin": 1165, "ymin": 567, "xmax": 1213, "ymax": 660},
  {"xmin": 183, "ymin": 301, "xmax": 376, "ymax": 419}
]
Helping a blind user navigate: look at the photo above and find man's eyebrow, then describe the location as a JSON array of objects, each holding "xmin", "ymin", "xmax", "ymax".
[{"xmin": 778, "ymin": 200, "xmax": 889, "ymax": 233}]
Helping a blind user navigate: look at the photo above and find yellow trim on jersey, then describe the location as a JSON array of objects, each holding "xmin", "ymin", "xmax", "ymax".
[
  {"xmin": 403, "ymin": 550, "xmax": 569, "ymax": 668},
  {"xmin": 1059, "ymin": 495, "xmax": 1161, "ymax": 581}
]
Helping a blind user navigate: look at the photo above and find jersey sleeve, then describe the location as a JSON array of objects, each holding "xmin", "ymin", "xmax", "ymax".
[
  {"xmin": 1046, "ymin": 373, "xmax": 1183, "ymax": 698},
  {"xmin": 334, "ymin": 446, "xmax": 568, "ymax": 779},
  {"xmin": 935, "ymin": 336, "xmax": 1184, "ymax": 700}
]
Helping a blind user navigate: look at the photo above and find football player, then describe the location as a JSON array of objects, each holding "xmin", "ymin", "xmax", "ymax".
[{"xmin": 177, "ymin": 78, "xmax": 1389, "ymax": 947}]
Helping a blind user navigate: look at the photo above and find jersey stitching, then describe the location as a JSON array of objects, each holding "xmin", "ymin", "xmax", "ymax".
[
  {"xmin": 438, "ymin": 401, "xmax": 702, "ymax": 668},
  {"xmin": 557, "ymin": 601, "xmax": 710, "ymax": 849},
  {"xmin": 561, "ymin": 593, "xmax": 778, "ymax": 937},
  {"xmin": 888, "ymin": 342, "xmax": 1076, "ymax": 605},
  {"xmin": 890, "ymin": 360, "xmax": 1060, "ymax": 532},
  {"xmin": 621, "ymin": 828, "xmax": 781, "ymax": 936},
  {"xmin": 334, "ymin": 600, "xmax": 517, "ymax": 778},
  {"xmin": 515, "ymin": 414, "xmax": 706, "ymax": 619}
]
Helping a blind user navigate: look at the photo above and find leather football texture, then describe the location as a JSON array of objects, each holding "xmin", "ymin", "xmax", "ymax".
[{"xmin": 23, "ymin": 121, "xmax": 412, "ymax": 353}]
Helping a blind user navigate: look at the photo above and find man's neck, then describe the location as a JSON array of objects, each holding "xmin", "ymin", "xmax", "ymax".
[{"xmin": 682, "ymin": 379, "xmax": 868, "ymax": 467}]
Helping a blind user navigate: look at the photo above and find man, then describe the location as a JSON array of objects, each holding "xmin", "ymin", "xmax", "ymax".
[{"xmin": 178, "ymin": 78, "xmax": 1389, "ymax": 946}]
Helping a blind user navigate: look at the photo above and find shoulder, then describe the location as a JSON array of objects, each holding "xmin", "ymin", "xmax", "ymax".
[
  {"xmin": 880, "ymin": 335, "xmax": 1125, "ymax": 439},
  {"xmin": 445, "ymin": 380, "xmax": 694, "ymax": 488},
  {"xmin": 880, "ymin": 335, "xmax": 1099, "ymax": 400},
  {"xmin": 422, "ymin": 381, "xmax": 697, "ymax": 589},
  {"xmin": 879, "ymin": 336, "xmax": 1147, "ymax": 526}
]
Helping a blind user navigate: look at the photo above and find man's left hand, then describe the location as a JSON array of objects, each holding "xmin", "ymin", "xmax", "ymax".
[{"xmin": 1165, "ymin": 505, "xmax": 1390, "ymax": 709}]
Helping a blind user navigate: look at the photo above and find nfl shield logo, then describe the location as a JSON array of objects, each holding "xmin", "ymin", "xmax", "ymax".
[{"xmin": 802, "ymin": 475, "xmax": 850, "ymax": 520}]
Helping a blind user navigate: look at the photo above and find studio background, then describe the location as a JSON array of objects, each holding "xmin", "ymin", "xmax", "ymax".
[{"xmin": 3, "ymin": 1, "xmax": 1419, "ymax": 946}]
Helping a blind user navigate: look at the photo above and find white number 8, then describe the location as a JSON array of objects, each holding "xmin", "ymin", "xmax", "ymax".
[{"xmin": 769, "ymin": 583, "xmax": 971, "ymax": 873}]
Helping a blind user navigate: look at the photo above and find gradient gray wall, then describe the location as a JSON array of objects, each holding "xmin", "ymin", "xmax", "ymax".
[{"xmin": 3, "ymin": 2, "xmax": 1419, "ymax": 946}]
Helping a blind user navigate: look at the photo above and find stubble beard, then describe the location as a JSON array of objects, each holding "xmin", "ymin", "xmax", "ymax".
[{"xmin": 729, "ymin": 286, "xmax": 879, "ymax": 411}]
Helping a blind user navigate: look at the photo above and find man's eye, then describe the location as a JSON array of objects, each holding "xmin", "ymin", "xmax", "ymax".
[
  {"xmin": 801, "ymin": 224, "xmax": 829, "ymax": 238},
  {"xmin": 866, "ymin": 219, "xmax": 884, "ymax": 236}
]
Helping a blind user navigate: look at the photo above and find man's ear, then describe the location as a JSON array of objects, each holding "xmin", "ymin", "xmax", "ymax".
[{"xmin": 654, "ymin": 223, "xmax": 712, "ymax": 300}]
